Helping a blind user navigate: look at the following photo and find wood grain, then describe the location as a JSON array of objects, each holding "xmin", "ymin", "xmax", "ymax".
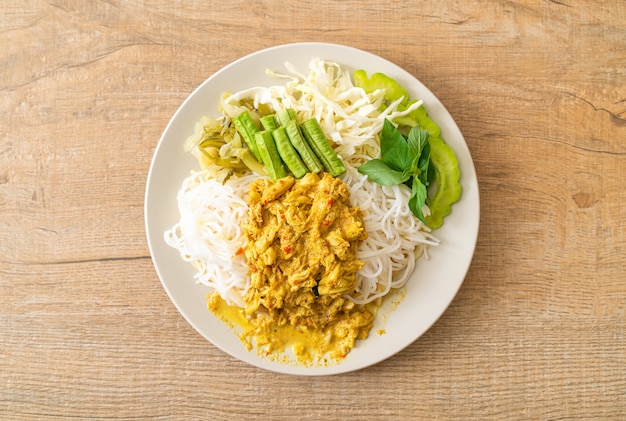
[{"xmin": 1, "ymin": 1, "xmax": 624, "ymax": 419}]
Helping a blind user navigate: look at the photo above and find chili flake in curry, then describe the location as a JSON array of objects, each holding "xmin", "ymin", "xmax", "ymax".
[{"xmin": 208, "ymin": 172, "xmax": 376, "ymax": 365}]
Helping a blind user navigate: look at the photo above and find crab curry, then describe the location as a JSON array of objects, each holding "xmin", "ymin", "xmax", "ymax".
[{"xmin": 208, "ymin": 172, "xmax": 376, "ymax": 364}]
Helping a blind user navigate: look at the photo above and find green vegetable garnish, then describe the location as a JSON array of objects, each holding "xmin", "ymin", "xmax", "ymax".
[
  {"xmin": 353, "ymin": 70, "xmax": 409, "ymax": 109},
  {"xmin": 254, "ymin": 130, "xmax": 287, "ymax": 180},
  {"xmin": 358, "ymin": 119, "xmax": 432, "ymax": 225},
  {"xmin": 233, "ymin": 108, "xmax": 342, "ymax": 180},
  {"xmin": 272, "ymin": 126, "xmax": 308, "ymax": 179},
  {"xmin": 358, "ymin": 119, "xmax": 460, "ymax": 228},
  {"xmin": 354, "ymin": 70, "xmax": 441, "ymax": 137},
  {"xmin": 284, "ymin": 119, "xmax": 323, "ymax": 174},
  {"xmin": 300, "ymin": 118, "xmax": 346, "ymax": 177},
  {"xmin": 232, "ymin": 111, "xmax": 263, "ymax": 162},
  {"xmin": 355, "ymin": 70, "xmax": 462, "ymax": 228},
  {"xmin": 275, "ymin": 108, "xmax": 298, "ymax": 126},
  {"xmin": 260, "ymin": 114, "xmax": 279, "ymax": 131},
  {"xmin": 425, "ymin": 136, "xmax": 461, "ymax": 229},
  {"xmin": 395, "ymin": 103, "xmax": 441, "ymax": 139}
]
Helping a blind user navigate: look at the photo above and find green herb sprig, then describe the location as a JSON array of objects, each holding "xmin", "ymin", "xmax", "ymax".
[{"xmin": 358, "ymin": 119, "xmax": 432, "ymax": 225}]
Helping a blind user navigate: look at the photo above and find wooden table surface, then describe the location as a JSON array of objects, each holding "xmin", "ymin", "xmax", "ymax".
[{"xmin": 1, "ymin": 1, "xmax": 624, "ymax": 419}]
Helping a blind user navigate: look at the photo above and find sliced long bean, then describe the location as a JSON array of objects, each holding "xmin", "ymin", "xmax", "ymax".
[
  {"xmin": 233, "ymin": 111, "xmax": 262, "ymax": 162},
  {"xmin": 272, "ymin": 127, "xmax": 308, "ymax": 178},
  {"xmin": 254, "ymin": 130, "xmax": 287, "ymax": 180},
  {"xmin": 300, "ymin": 118, "xmax": 345, "ymax": 176},
  {"xmin": 285, "ymin": 120, "xmax": 323, "ymax": 173},
  {"xmin": 275, "ymin": 108, "xmax": 298, "ymax": 126},
  {"xmin": 260, "ymin": 114, "xmax": 279, "ymax": 131}
]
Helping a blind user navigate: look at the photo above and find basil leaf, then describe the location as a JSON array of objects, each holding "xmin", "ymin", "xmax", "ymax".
[
  {"xmin": 380, "ymin": 119, "xmax": 411, "ymax": 172},
  {"xmin": 358, "ymin": 159, "xmax": 410, "ymax": 185},
  {"xmin": 407, "ymin": 126, "xmax": 429, "ymax": 160},
  {"xmin": 418, "ymin": 141, "xmax": 431, "ymax": 185},
  {"xmin": 408, "ymin": 177, "xmax": 428, "ymax": 225},
  {"xmin": 427, "ymin": 156, "xmax": 436, "ymax": 186}
]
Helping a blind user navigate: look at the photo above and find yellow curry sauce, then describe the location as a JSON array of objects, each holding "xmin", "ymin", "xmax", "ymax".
[{"xmin": 208, "ymin": 172, "xmax": 377, "ymax": 365}]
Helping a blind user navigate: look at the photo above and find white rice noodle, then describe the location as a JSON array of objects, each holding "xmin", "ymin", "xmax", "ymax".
[
  {"xmin": 340, "ymin": 165, "xmax": 439, "ymax": 305},
  {"xmin": 164, "ymin": 167, "xmax": 256, "ymax": 307}
]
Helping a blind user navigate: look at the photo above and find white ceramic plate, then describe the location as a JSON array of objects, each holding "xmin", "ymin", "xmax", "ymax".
[{"xmin": 145, "ymin": 42, "xmax": 479, "ymax": 375}]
